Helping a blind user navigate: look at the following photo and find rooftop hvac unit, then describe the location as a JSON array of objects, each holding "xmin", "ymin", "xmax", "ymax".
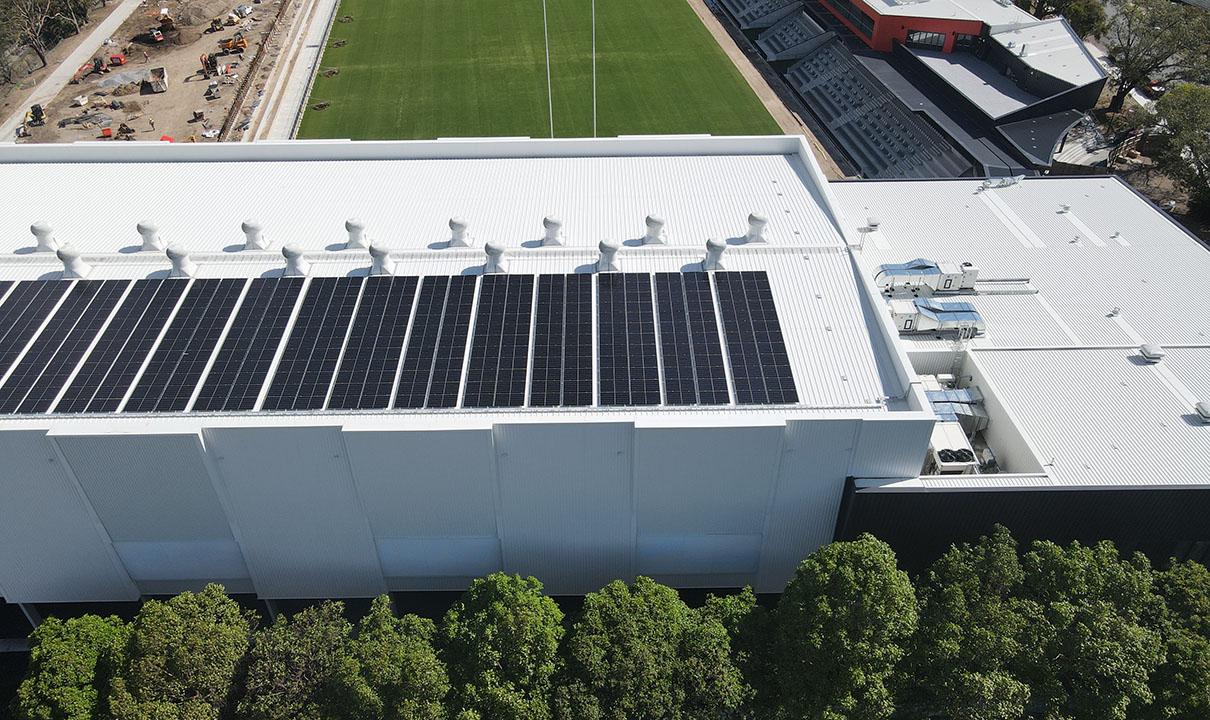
[
  {"xmin": 927, "ymin": 422, "xmax": 980, "ymax": 475},
  {"xmin": 874, "ymin": 258, "xmax": 979, "ymax": 295}
]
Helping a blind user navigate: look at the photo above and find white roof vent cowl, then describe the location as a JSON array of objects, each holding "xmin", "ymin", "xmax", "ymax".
[
  {"xmin": 57, "ymin": 246, "xmax": 91, "ymax": 278},
  {"xmin": 166, "ymin": 245, "xmax": 197, "ymax": 278},
  {"xmin": 746, "ymin": 213, "xmax": 769, "ymax": 243},
  {"xmin": 484, "ymin": 242, "xmax": 508, "ymax": 274},
  {"xmin": 1139, "ymin": 343, "xmax": 1165, "ymax": 363},
  {"xmin": 643, "ymin": 215, "xmax": 666, "ymax": 245},
  {"xmin": 369, "ymin": 243, "xmax": 396, "ymax": 276},
  {"xmin": 703, "ymin": 237, "xmax": 726, "ymax": 270},
  {"xmin": 542, "ymin": 216, "xmax": 564, "ymax": 247},
  {"xmin": 597, "ymin": 240, "xmax": 620, "ymax": 272},
  {"xmin": 448, "ymin": 218, "xmax": 472, "ymax": 248},
  {"xmin": 282, "ymin": 244, "xmax": 310, "ymax": 277},
  {"xmin": 866, "ymin": 216, "xmax": 881, "ymax": 231},
  {"xmin": 242, "ymin": 219, "xmax": 269, "ymax": 251},
  {"xmin": 1196, "ymin": 401, "xmax": 1210, "ymax": 424},
  {"xmin": 30, "ymin": 221, "xmax": 57, "ymax": 253},
  {"xmin": 137, "ymin": 221, "xmax": 164, "ymax": 252},
  {"xmin": 344, "ymin": 218, "xmax": 369, "ymax": 250}
]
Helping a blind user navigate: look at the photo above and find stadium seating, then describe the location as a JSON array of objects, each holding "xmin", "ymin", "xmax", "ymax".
[
  {"xmin": 756, "ymin": 12, "xmax": 833, "ymax": 61},
  {"xmin": 718, "ymin": 0, "xmax": 804, "ymax": 29}
]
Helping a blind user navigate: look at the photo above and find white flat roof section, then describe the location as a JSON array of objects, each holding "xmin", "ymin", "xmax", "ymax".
[
  {"xmin": 910, "ymin": 49, "xmax": 1039, "ymax": 118},
  {"xmin": 991, "ymin": 19, "xmax": 1106, "ymax": 88},
  {"xmin": 859, "ymin": 0, "xmax": 1033, "ymax": 24}
]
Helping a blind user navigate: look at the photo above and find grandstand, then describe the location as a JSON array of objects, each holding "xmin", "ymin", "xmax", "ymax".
[
  {"xmin": 756, "ymin": 12, "xmax": 835, "ymax": 61},
  {"xmin": 717, "ymin": 0, "xmax": 804, "ymax": 29}
]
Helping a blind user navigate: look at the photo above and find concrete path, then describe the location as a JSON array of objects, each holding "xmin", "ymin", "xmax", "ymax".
[{"xmin": 0, "ymin": 0, "xmax": 146, "ymax": 142}]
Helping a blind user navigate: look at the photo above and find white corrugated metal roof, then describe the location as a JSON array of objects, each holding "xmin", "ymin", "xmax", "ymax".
[
  {"xmin": 991, "ymin": 19, "xmax": 1106, "ymax": 87},
  {"xmin": 860, "ymin": 0, "xmax": 1032, "ymax": 24}
]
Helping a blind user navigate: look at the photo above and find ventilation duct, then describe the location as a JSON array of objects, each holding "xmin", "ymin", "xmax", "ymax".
[
  {"xmin": 597, "ymin": 240, "xmax": 620, "ymax": 272},
  {"xmin": 542, "ymin": 216, "xmax": 564, "ymax": 246},
  {"xmin": 369, "ymin": 243, "xmax": 396, "ymax": 276},
  {"xmin": 345, "ymin": 218, "xmax": 369, "ymax": 250},
  {"xmin": 703, "ymin": 237, "xmax": 726, "ymax": 270},
  {"xmin": 643, "ymin": 215, "xmax": 666, "ymax": 245},
  {"xmin": 282, "ymin": 244, "xmax": 310, "ymax": 276},
  {"xmin": 57, "ymin": 246, "xmax": 91, "ymax": 278},
  {"xmin": 30, "ymin": 221, "xmax": 57, "ymax": 253},
  {"xmin": 137, "ymin": 221, "xmax": 164, "ymax": 252},
  {"xmin": 448, "ymin": 218, "xmax": 472, "ymax": 248},
  {"xmin": 242, "ymin": 219, "xmax": 268, "ymax": 250},
  {"xmin": 1197, "ymin": 401, "xmax": 1210, "ymax": 424},
  {"xmin": 1139, "ymin": 344, "xmax": 1165, "ymax": 363},
  {"xmin": 484, "ymin": 242, "xmax": 508, "ymax": 274},
  {"xmin": 745, "ymin": 213, "xmax": 768, "ymax": 243},
  {"xmin": 166, "ymin": 245, "xmax": 197, "ymax": 278}
]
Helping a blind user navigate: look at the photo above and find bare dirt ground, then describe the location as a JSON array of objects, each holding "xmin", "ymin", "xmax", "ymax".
[
  {"xmin": 684, "ymin": 0, "xmax": 847, "ymax": 179},
  {"xmin": 14, "ymin": 0, "xmax": 288, "ymax": 144}
]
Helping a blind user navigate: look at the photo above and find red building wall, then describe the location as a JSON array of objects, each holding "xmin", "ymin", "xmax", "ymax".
[{"xmin": 816, "ymin": 0, "xmax": 984, "ymax": 52}]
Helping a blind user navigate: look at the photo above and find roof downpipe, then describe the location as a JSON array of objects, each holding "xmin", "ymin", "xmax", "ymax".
[
  {"xmin": 166, "ymin": 244, "xmax": 197, "ymax": 278},
  {"xmin": 57, "ymin": 246, "xmax": 91, "ymax": 278},
  {"xmin": 242, "ymin": 219, "xmax": 269, "ymax": 250},
  {"xmin": 597, "ymin": 240, "xmax": 620, "ymax": 272},
  {"xmin": 282, "ymin": 244, "xmax": 310, "ymax": 277},
  {"xmin": 542, "ymin": 216, "xmax": 564, "ymax": 246},
  {"xmin": 30, "ymin": 221, "xmax": 57, "ymax": 253},
  {"xmin": 345, "ymin": 218, "xmax": 369, "ymax": 250},
  {"xmin": 369, "ymin": 242, "xmax": 396, "ymax": 276},
  {"xmin": 745, "ymin": 213, "xmax": 768, "ymax": 243},
  {"xmin": 484, "ymin": 242, "xmax": 508, "ymax": 274},
  {"xmin": 448, "ymin": 218, "xmax": 472, "ymax": 248},
  {"xmin": 643, "ymin": 215, "xmax": 666, "ymax": 245},
  {"xmin": 137, "ymin": 221, "xmax": 164, "ymax": 252},
  {"xmin": 703, "ymin": 237, "xmax": 726, "ymax": 270}
]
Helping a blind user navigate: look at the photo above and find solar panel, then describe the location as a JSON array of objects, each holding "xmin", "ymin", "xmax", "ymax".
[
  {"xmin": 328, "ymin": 276, "xmax": 419, "ymax": 410},
  {"xmin": 123, "ymin": 279, "xmax": 245, "ymax": 413},
  {"xmin": 713, "ymin": 271, "xmax": 798, "ymax": 405},
  {"xmin": 262, "ymin": 276, "xmax": 364, "ymax": 411},
  {"xmin": 654, "ymin": 273, "xmax": 730, "ymax": 405},
  {"xmin": 193, "ymin": 277, "xmax": 304, "ymax": 412},
  {"xmin": 0, "ymin": 281, "xmax": 73, "ymax": 377},
  {"xmin": 598, "ymin": 273, "xmax": 660, "ymax": 406},
  {"xmin": 529, "ymin": 274, "xmax": 592, "ymax": 408},
  {"xmin": 55, "ymin": 280, "xmax": 189, "ymax": 413},
  {"xmin": 0, "ymin": 280, "xmax": 130, "ymax": 414},
  {"xmin": 463, "ymin": 274, "xmax": 534, "ymax": 408},
  {"xmin": 394, "ymin": 275, "xmax": 476, "ymax": 409}
]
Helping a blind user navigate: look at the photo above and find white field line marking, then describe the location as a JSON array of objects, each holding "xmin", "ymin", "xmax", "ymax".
[
  {"xmin": 592, "ymin": 0, "xmax": 598, "ymax": 138},
  {"xmin": 542, "ymin": 0, "xmax": 555, "ymax": 138}
]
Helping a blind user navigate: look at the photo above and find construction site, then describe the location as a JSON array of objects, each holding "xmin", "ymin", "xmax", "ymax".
[{"xmin": 6, "ymin": 0, "xmax": 327, "ymax": 144}]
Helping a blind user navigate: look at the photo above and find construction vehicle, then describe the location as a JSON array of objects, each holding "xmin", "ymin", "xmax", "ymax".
[
  {"xmin": 209, "ymin": 18, "xmax": 224, "ymax": 32},
  {"xmin": 26, "ymin": 105, "xmax": 45, "ymax": 127},
  {"xmin": 108, "ymin": 53, "xmax": 127, "ymax": 67},
  {"xmin": 144, "ymin": 67, "xmax": 168, "ymax": 93},
  {"xmin": 219, "ymin": 32, "xmax": 248, "ymax": 54},
  {"xmin": 146, "ymin": 27, "xmax": 165, "ymax": 43},
  {"xmin": 157, "ymin": 8, "xmax": 177, "ymax": 32}
]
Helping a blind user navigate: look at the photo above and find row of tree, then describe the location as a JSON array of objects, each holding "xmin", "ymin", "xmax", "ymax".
[
  {"xmin": 10, "ymin": 527, "xmax": 1210, "ymax": 720},
  {"xmin": 1, "ymin": 0, "xmax": 106, "ymax": 84}
]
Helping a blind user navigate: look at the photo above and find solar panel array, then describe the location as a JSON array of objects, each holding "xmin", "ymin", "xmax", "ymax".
[{"xmin": 0, "ymin": 271, "xmax": 798, "ymax": 416}]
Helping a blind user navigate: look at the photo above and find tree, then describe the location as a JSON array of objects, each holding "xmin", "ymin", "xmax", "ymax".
[
  {"xmin": 1150, "ymin": 84, "xmax": 1210, "ymax": 215},
  {"xmin": 896, "ymin": 526, "xmax": 1031, "ymax": 720},
  {"xmin": 1102, "ymin": 0, "xmax": 1210, "ymax": 112},
  {"xmin": 351, "ymin": 595, "xmax": 449, "ymax": 720},
  {"xmin": 440, "ymin": 573, "xmax": 564, "ymax": 720},
  {"xmin": 1014, "ymin": 0, "xmax": 1105, "ymax": 38},
  {"xmin": 1143, "ymin": 560, "xmax": 1210, "ymax": 720},
  {"xmin": 1015, "ymin": 540, "xmax": 1164, "ymax": 720},
  {"xmin": 8, "ymin": 0, "xmax": 57, "ymax": 67},
  {"xmin": 237, "ymin": 601, "xmax": 372, "ymax": 720},
  {"xmin": 553, "ymin": 577, "xmax": 745, "ymax": 720},
  {"xmin": 767, "ymin": 534, "xmax": 918, "ymax": 720},
  {"xmin": 107, "ymin": 583, "xmax": 254, "ymax": 720},
  {"xmin": 700, "ymin": 587, "xmax": 764, "ymax": 717},
  {"xmin": 13, "ymin": 615, "xmax": 129, "ymax": 720}
]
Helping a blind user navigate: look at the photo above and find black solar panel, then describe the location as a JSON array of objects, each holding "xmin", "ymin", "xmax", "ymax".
[
  {"xmin": 0, "ymin": 281, "xmax": 72, "ymax": 376},
  {"xmin": 124, "ymin": 279, "xmax": 245, "ymax": 413},
  {"xmin": 713, "ymin": 271, "xmax": 798, "ymax": 405},
  {"xmin": 262, "ymin": 276, "xmax": 363, "ymax": 411},
  {"xmin": 655, "ymin": 273, "xmax": 730, "ymax": 405},
  {"xmin": 529, "ymin": 274, "xmax": 592, "ymax": 408},
  {"xmin": 463, "ymin": 274, "xmax": 534, "ymax": 408},
  {"xmin": 0, "ymin": 280, "xmax": 130, "ymax": 414},
  {"xmin": 328, "ymin": 276, "xmax": 419, "ymax": 410},
  {"xmin": 55, "ymin": 280, "xmax": 189, "ymax": 413},
  {"xmin": 193, "ymin": 277, "xmax": 304, "ymax": 412},
  {"xmin": 598, "ymin": 273, "xmax": 660, "ymax": 406},
  {"xmin": 394, "ymin": 275, "xmax": 476, "ymax": 409}
]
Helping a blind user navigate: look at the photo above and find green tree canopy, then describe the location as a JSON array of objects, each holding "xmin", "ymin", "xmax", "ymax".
[
  {"xmin": 237, "ymin": 600, "xmax": 371, "ymax": 720},
  {"xmin": 440, "ymin": 573, "xmax": 564, "ymax": 720},
  {"xmin": 352, "ymin": 595, "xmax": 449, "ymax": 720},
  {"xmin": 1151, "ymin": 83, "xmax": 1210, "ymax": 215},
  {"xmin": 13, "ymin": 614, "xmax": 129, "ymax": 720},
  {"xmin": 1143, "ymin": 559, "xmax": 1210, "ymax": 720},
  {"xmin": 553, "ymin": 576, "xmax": 745, "ymax": 720},
  {"xmin": 768, "ymin": 534, "xmax": 918, "ymax": 720},
  {"xmin": 1103, "ymin": 0, "xmax": 1210, "ymax": 111},
  {"xmin": 107, "ymin": 583, "xmax": 253, "ymax": 720}
]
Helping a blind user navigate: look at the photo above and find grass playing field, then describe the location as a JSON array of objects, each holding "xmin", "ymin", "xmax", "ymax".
[{"xmin": 297, "ymin": 0, "xmax": 781, "ymax": 139}]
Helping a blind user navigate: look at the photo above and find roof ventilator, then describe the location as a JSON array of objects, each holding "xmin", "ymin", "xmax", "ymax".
[
  {"xmin": 1058, "ymin": 204, "xmax": 1070, "ymax": 214},
  {"xmin": 542, "ymin": 216, "xmax": 564, "ymax": 246},
  {"xmin": 484, "ymin": 242, "xmax": 508, "ymax": 274},
  {"xmin": 138, "ymin": 221, "xmax": 164, "ymax": 252},
  {"xmin": 448, "ymin": 218, "xmax": 472, "ymax": 248},
  {"xmin": 1139, "ymin": 343, "xmax": 1165, "ymax": 363},
  {"xmin": 57, "ymin": 246, "xmax": 91, "ymax": 279},
  {"xmin": 1196, "ymin": 401, "xmax": 1210, "ymax": 424},
  {"xmin": 242, "ymin": 219, "xmax": 269, "ymax": 250},
  {"xmin": 30, "ymin": 221, "xmax": 57, "ymax": 253},
  {"xmin": 166, "ymin": 245, "xmax": 197, "ymax": 278},
  {"xmin": 597, "ymin": 240, "xmax": 620, "ymax": 272},
  {"xmin": 282, "ymin": 244, "xmax": 310, "ymax": 277},
  {"xmin": 369, "ymin": 243, "xmax": 396, "ymax": 276},
  {"xmin": 344, "ymin": 218, "xmax": 369, "ymax": 250},
  {"xmin": 745, "ymin": 213, "xmax": 768, "ymax": 243},
  {"xmin": 703, "ymin": 237, "xmax": 726, "ymax": 270},
  {"xmin": 643, "ymin": 215, "xmax": 666, "ymax": 245}
]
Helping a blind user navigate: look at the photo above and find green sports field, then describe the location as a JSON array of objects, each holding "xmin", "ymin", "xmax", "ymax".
[{"xmin": 297, "ymin": 0, "xmax": 781, "ymax": 139}]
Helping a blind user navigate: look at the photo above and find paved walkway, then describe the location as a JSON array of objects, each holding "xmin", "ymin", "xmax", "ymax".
[
  {"xmin": 0, "ymin": 0, "xmax": 146, "ymax": 142},
  {"xmin": 684, "ymin": 0, "xmax": 846, "ymax": 179}
]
